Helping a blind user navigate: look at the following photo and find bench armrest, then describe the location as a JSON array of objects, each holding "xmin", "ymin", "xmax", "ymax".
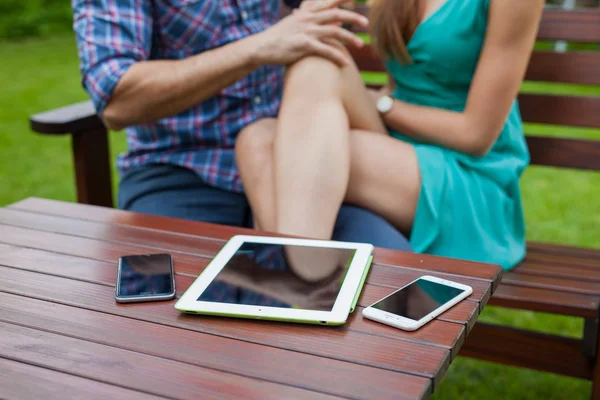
[
  {"xmin": 29, "ymin": 100, "xmax": 105, "ymax": 135},
  {"xmin": 29, "ymin": 100, "xmax": 114, "ymax": 208}
]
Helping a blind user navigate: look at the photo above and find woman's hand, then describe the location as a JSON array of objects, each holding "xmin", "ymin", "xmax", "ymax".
[{"xmin": 251, "ymin": 0, "xmax": 368, "ymax": 67}]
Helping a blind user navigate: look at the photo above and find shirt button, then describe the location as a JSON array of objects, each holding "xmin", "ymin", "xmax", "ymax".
[
  {"xmin": 254, "ymin": 96, "xmax": 262, "ymax": 105},
  {"xmin": 241, "ymin": 11, "xmax": 249, "ymax": 20}
]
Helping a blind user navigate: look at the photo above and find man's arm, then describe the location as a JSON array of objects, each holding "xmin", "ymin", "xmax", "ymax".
[
  {"xmin": 75, "ymin": 0, "xmax": 368, "ymax": 131},
  {"xmin": 102, "ymin": 40, "xmax": 263, "ymax": 131}
]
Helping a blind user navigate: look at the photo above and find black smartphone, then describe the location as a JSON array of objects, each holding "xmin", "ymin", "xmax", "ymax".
[{"xmin": 115, "ymin": 254, "xmax": 176, "ymax": 303}]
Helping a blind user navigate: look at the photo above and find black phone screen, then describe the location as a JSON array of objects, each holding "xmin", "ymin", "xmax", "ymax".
[
  {"xmin": 116, "ymin": 254, "xmax": 174, "ymax": 297},
  {"xmin": 371, "ymin": 278, "xmax": 466, "ymax": 321}
]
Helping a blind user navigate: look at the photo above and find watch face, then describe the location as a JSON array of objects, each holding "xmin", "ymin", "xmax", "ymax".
[{"xmin": 377, "ymin": 96, "xmax": 394, "ymax": 113}]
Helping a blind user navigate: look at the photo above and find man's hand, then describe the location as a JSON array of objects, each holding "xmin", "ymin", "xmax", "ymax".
[{"xmin": 251, "ymin": 0, "xmax": 368, "ymax": 67}]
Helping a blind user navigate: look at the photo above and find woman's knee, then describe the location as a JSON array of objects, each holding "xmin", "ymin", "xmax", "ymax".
[{"xmin": 285, "ymin": 55, "xmax": 343, "ymax": 97}]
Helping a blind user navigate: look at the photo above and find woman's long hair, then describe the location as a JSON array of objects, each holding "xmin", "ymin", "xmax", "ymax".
[{"xmin": 369, "ymin": 0, "xmax": 423, "ymax": 63}]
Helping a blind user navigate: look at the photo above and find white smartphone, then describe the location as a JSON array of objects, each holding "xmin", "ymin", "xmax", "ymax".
[
  {"xmin": 362, "ymin": 275, "xmax": 473, "ymax": 331},
  {"xmin": 115, "ymin": 253, "xmax": 176, "ymax": 303}
]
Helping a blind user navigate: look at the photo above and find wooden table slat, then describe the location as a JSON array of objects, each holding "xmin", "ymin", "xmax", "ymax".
[
  {"xmin": 0, "ymin": 234, "xmax": 479, "ymax": 324},
  {"xmin": 0, "ymin": 211, "xmax": 492, "ymax": 306},
  {"xmin": 0, "ymin": 291, "xmax": 430, "ymax": 400},
  {"xmin": 0, "ymin": 322, "xmax": 341, "ymax": 400},
  {"xmin": 0, "ymin": 358, "xmax": 167, "ymax": 400},
  {"xmin": 0, "ymin": 243, "xmax": 468, "ymax": 360},
  {"xmin": 0, "ymin": 265, "xmax": 449, "ymax": 389},
  {"xmin": 1, "ymin": 198, "xmax": 502, "ymax": 399},
  {"xmin": 8, "ymin": 198, "xmax": 501, "ymax": 281}
]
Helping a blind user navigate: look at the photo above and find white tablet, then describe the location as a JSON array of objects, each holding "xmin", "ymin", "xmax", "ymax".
[{"xmin": 175, "ymin": 235, "xmax": 374, "ymax": 326}]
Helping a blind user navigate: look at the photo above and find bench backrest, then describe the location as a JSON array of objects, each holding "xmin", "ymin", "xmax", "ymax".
[{"xmin": 347, "ymin": 2, "xmax": 600, "ymax": 171}]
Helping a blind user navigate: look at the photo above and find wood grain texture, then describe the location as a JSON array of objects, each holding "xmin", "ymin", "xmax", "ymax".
[
  {"xmin": 528, "ymin": 242, "xmax": 600, "ymax": 261},
  {"xmin": 0, "ymin": 291, "xmax": 429, "ymax": 400},
  {"xmin": 461, "ymin": 323, "xmax": 594, "ymax": 380},
  {"xmin": 525, "ymin": 52, "xmax": 600, "ymax": 86},
  {"xmin": 72, "ymin": 128, "xmax": 114, "ymax": 207},
  {"xmin": 489, "ymin": 284, "xmax": 599, "ymax": 318},
  {"xmin": 537, "ymin": 8, "xmax": 600, "ymax": 43},
  {"xmin": 0, "ymin": 322, "xmax": 340, "ymax": 400},
  {"xmin": 7, "ymin": 198, "xmax": 502, "ymax": 283},
  {"xmin": 0, "ymin": 208, "xmax": 495, "ymax": 307},
  {"xmin": 0, "ymin": 240, "xmax": 480, "ymax": 328},
  {"xmin": 0, "ymin": 266, "xmax": 448, "ymax": 390},
  {"xmin": 518, "ymin": 94, "xmax": 600, "ymax": 129},
  {"xmin": 350, "ymin": 47, "xmax": 600, "ymax": 86},
  {"xmin": 351, "ymin": 6, "xmax": 600, "ymax": 42},
  {"xmin": 526, "ymin": 136, "xmax": 600, "ymax": 171},
  {"xmin": 349, "ymin": 307, "xmax": 465, "ymax": 359},
  {"xmin": 514, "ymin": 260, "xmax": 600, "ymax": 282},
  {"xmin": 0, "ymin": 358, "xmax": 167, "ymax": 400},
  {"xmin": 0, "ymin": 243, "xmax": 470, "ymax": 353},
  {"xmin": 502, "ymin": 272, "xmax": 600, "ymax": 296}
]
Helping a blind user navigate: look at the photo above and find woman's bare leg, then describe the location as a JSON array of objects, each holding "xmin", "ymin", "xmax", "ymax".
[
  {"xmin": 274, "ymin": 56, "xmax": 350, "ymax": 239},
  {"xmin": 237, "ymin": 123, "xmax": 420, "ymax": 234},
  {"xmin": 235, "ymin": 118, "xmax": 278, "ymax": 232},
  {"xmin": 273, "ymin": 48, "xmax": 388, "ymax": 239}
]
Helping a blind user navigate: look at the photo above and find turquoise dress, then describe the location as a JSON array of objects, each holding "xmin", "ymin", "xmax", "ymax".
[{"xmin": 386, "ymin": 0, "xmax": 529, "ymax": 270}]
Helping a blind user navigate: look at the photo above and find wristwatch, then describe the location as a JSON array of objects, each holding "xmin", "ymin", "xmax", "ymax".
[{"xmin": 376, "ymin": 95, "xmax": 394, "ymax": 114}]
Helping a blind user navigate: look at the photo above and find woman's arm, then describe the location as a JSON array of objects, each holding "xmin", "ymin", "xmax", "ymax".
[{"xmin": 382, "ymin": 0, "xmax": 545, "ymax": 157}]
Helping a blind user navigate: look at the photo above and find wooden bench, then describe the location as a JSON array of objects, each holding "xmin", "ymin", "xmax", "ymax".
[{"xmin": 29, "ymin": 3, "xmax": 600, "ymax": 398}]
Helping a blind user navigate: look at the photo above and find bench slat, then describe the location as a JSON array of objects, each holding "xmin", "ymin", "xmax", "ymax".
[
  {"xmin": 526, "ymin": 52, "xmax": 600, "ymax": 85},
  {"xmin": 514, "ymin": 261, "xmax": 600, "ymax": 282},
  {"xmin": 524, "ymin": 245, "xmax": 600, "ymax": 269},
  {"xmin": 526, "ymin": 136, "xmax": 600, "ymax": 171},
  {"xmin": 461, "ymin": 323, "xmax": 593, "ymax": 380},
  {"xmin": 489, "ymin": 284, "xmax": 599, "ymax": 317},
  {"xmin": 538, "ymin": 8, "xmax": 600, "ymax": 43},
  {"xmin": 528, "ymin": 242, "xmax": 600, "ymax": 259},
  {"xmin": 352, "ymin": 6, "xmax": 600, "ymax": 43},
  {"xmin": 519, "ymin": 93, "xmax": 600, "ymax": 128},
  {"xmin": 349, "ymin": 45, "xmax": 386, "ymax": 73},
  {"xmin": 502, "ymin": 272, "xmax": 600, "ymax": 296},
  {"xmin": 353, "ymin": 47, "xmax": 600, "ymax": 87}
]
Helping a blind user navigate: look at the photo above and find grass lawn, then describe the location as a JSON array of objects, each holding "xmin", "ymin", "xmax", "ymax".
[{"xmin": 1, "ymin": 34, "xmax": 599, "ymax": 399}]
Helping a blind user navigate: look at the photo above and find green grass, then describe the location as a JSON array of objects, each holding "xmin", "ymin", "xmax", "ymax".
[
  {"xmin": 0, "ymin": 33, "xmax": 125, "ymax": 205},
  {"xmin": 1, "ymin": 34, "xmax": 599, "ymax": 400}
]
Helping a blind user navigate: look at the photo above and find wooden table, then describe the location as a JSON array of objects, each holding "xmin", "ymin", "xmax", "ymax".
[{"xmin": 0, "ymin": 198, "xmax": 502, "ymax": 400}]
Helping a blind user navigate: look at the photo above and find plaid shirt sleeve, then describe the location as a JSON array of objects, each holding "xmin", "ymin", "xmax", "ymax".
[{"xmin": 73, "ymin": 0, "xmax": 153, "ymax": 115}]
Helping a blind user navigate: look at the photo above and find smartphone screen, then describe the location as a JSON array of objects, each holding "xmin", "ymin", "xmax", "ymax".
[
  {"xmin": 116, "ymin": 254, "xmax": 174, "ymax": 299},
  {"xmin": 371, "ymin": 278, "xmax": 467, "ymax": 321}
]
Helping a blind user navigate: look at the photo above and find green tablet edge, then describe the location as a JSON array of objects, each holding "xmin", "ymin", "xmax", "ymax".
[{"xmin": 350, "ymin": 255, "xmax": 373, "ymax": 313}]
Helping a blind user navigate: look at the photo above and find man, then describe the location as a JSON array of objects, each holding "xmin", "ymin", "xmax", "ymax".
[{"xmin": 73, "ymin": 0, "xmax": 411, "ymax": 250}]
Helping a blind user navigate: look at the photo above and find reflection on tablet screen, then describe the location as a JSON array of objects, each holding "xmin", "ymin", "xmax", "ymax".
[{"xmin": 197, "ymin": 243, "xmax": 356, "ymax": 311}]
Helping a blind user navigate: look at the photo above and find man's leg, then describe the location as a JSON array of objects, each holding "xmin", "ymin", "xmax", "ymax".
[
  {"xmin": 118, "ymin": 164, "xmax": 251, "ymax": 227},
  {"xmin": 332, "ymin": 205, "xmax": 413, "ymax": 251}
]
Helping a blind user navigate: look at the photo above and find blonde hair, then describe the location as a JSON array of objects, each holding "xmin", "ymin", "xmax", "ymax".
[{"xmin": 369, "ymin": 0, "xmax": 423, "ymax": 63}]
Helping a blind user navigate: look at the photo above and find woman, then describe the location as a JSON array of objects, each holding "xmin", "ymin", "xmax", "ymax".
[{"xmin": 236, "ymin": 0, "xmax": 545, "ymax": 270}]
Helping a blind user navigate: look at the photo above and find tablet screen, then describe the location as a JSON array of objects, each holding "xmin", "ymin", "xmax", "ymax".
[{"xmin": 197, "ymin": 242, "xmax": 356, "ymax": 311}]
